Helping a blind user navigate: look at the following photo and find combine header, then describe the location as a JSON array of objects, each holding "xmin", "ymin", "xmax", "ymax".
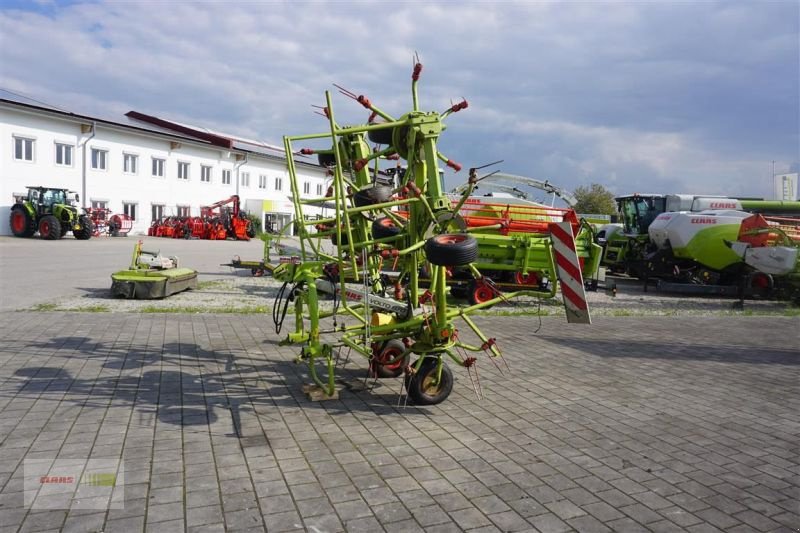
[{"xmin": 270, "ymin": 58, "xmax": 594, "ymax": 405}]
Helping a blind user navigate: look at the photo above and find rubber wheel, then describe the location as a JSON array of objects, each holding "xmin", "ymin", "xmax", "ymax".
[
  {"xmin": 73, "ymin": 216, "xmax": 93, "ymax": 240},
  {"xmin": 450, "ymin": 284, "xmax": 469, "ymax": 299},
  {"xmin": 353, "ymin": 185, "xmax": 393, "ymax": 207},
  {"xmin": 371, "ymin": 340, "xmax": 409, "ymax": 378},
  {"xmin": 424, "ymin": 234, "xmax": 479, "ymax": 266},
  {"xmin": 330, "ymin": 231, "xmax": 349, "ymax": 246},
  {"xmin": 9, "ymin": 206, "xmax": 35, "ymax": 237},
  {"xmin": 60, "ymin": 225, "xmax": 69, "ymax": 238},
  {"xmin": 246, "ymin": 221, "xmax": 256, "ymax": 238},
  {"xmin": 318, "ymin": 153, "xmax": 336, "ymax": 167},
  {"xmin": 367, "ymin": 126, "xmax": 394, "ymax": 145},
  {"xmin": 405, "ymin": 358, "xmax": 454, "ymax": 405},
  {"xmin": 372, "ymin": 217, "xmax": 403, "ymax": 239},
  {"xmin": 38, "ymin": 215, "xmax": 61, "ymax": 240},
  {"xmin": 469, "ymin": 281, "xmax": 497, "ymax": 306}
]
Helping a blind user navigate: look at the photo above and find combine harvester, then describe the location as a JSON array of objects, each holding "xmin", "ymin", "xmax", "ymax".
[
  {"xmin": 601, "ymin": 193, "xmax": 800, "ymax": 295},
  {"xmin": 268, "ymin": 58, "xmax": 593, "ymax": 405}
]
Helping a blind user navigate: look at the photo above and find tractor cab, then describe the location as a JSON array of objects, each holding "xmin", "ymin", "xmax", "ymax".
[
  {"xmin": 616, "ymin": 194, "xmax": 667, "ymax": 236},
  {"xmin": 28, "ymin": 187, "xmax": 71, "ymax": 213}
]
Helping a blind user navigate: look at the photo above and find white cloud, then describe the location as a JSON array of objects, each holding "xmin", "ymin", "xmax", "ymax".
[{"xmin": 0, "ymin": 0, "xmax": 797, "ymax": 199}]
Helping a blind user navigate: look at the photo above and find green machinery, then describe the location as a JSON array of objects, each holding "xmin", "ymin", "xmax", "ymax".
[
  {"xmin": 271, "ymin": 60, "xmax": 592, "ymax": 405},
  {"xmin": 9, "ymin": 186, "xmax": 93, "ymax": 240},
  {"xmin": 111, "ymin": 241, "xmax": 198, "ymax": 299}
]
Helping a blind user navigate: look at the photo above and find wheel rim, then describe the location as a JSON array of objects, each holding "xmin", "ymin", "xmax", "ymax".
[
  {"xmin": 433, "ymin": 234, "xmax": 467, "ymax": 245},
  {"xmin": 514, "ymin": 272, "xmax": 538, "ymax": 285},
  {"xmin": 421, "ymin": 372, "xmax": 443, "ymax": 395},
  {"xmin": 474, "ymin": 285, "xmax": 494, "ymax": 303},
  {"xmin": 751, "ymin": 273, "xmax": 770, "ymax": 289},
  {"xmin": 378, "ymin": 347, "xmax": 404, "ymax": 371},
  {"xmin": 41, "ymin": 221, "xmax": 50, "ymax": 234},
  {"xmin": 379, "ymin": 219, "xmax": 397, "ymax": 229},
  {"xmin": 11, "ymin": 212, "xmax": 25, "ymax": 233}
]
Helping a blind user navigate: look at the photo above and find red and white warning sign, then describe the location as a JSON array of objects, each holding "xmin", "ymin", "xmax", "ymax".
[{"xmin": 549, "ymin": 222, "xmax": 591, "ymax": 324}]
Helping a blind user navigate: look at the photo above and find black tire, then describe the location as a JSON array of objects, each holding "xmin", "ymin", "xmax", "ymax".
[
  {"xmin": 404, "ymin": 358, "xmax": 454, "ymax": 405},
  {"xmin": 73, "ymin": 216, "xmax": 93, "ymax": 240},
  {"xmin": 371, "ymin": 339, "xmax": 409, "ymax": 378},
  {"xmin": 246, "ymin": 221, "xmax": 256, "ymax": 239},
  {"xmin": 450, "ymin": 284, "xmax": 469, "ymax": 299},
  {"xmin": 318, "ymin": 152, "xmax": 336, "ymax": 167},
  {"xmin": 330, "ymin": 231, "xmax": 349, "ymax": 246},
  {"xmin": 60, "ymin": 224, "xmax": 69, "ymax": 238},
  {"xmin": 9, "ymin": 206, "xmax": 35, "ymax": 238},
  {"xmin": 353, "ymin": 185, "xmax": 393, "ymax": 207},
  {"xmin": 372, "ymin": 217, "xmax": 403, "ymax": 239},
  {"xmin": 367, "ymin": 126, "xmax": 394, "ymax": 145},
  {"xmin": 424, "ymin": 234, "xmax": 479, "ymax": 266},
  {"xmin": 38, "ymin": 215, "xmax": 61, "ymax": 240}
]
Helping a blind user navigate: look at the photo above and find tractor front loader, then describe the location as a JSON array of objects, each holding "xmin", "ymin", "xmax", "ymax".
[{"xmin": 9, "ymin": 186, "xmax": 93, "ymax": 240}]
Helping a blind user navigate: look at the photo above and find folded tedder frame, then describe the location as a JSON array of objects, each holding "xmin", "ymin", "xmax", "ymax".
[{"xmin": 272, "ymin": 59, "xmax": 595, "ymax": 405}]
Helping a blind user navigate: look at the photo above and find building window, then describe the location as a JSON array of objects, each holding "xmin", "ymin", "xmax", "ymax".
[
  {"xmin": 178, "ymin": 161, "xmax": 190, "ymax": 180},
  {"xmin": 91, "ymin": 200, "xmax": 108, "ymax": 210},
  {"xmin": 151, "ymin": 204, "xmax": 164, "ymax": 222},
  {"xmin": 91, "ymin": 148, "xmax": 108, "ymax": 170},
  {"xmin": 152, "ymin": 157, "xmax": 165, "ymax": 177},
  {"xmin": 275, "ymin": 177, "xmax": 283, "ymax": 191},
  {"xmin": 123, "ymin": 202, "xmax": 137, "ymax": 220},
  {"xmin": 222, "ymin": 169, "xmax": 231, "ymax": 185},
  {"xmin": 258, "ymin": 174, "xmax": 268, "ymax": 189},
  {"xmin": 201, "ymin": 165, "xmax": 212, "ymax": 183},
  {"xmin": 241, "ymin": 172, "xmax": 250, "ymax": 187},
  {"xmin": 55, "ymin": 143, "xmax": 73, "ymax": 166},
  {"xmin": 177, "ymin": 205, "xmax": 190, "ymax": 217},
  {"xmin": 303, "ymin": 182, "xmax": 310, "ymax": 195},
  {"xmin": 316, "ymin": 183, "xmax": 323, "ymax": 196},
  {"xmin": 123, "ymin": 153, "xmax": 138, "ymax": 174},
  {"xmin": 13, "ymin": 136, "xmax": 35, "ymax": 161}
]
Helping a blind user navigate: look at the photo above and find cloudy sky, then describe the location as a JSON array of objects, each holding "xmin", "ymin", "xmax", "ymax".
[{"xmin": 1, "ymin": 1, "xmax": 798, "ymax": 200}]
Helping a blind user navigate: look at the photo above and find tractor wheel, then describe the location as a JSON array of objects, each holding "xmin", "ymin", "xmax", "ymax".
[
  {"xmin": 371, "ymin": 339, "xmax": 408, "ymax": 378},
  {"xmin": 404, "ymin": 358, "xmax": 454, "ymax": 405},
  {"xmin": 372, "ymin": 217, "xmax": 403, "ymax": 239},
  {"xmin": 38, "ymin": 215, "xmax": 61, "ymax": 240},
  {"xmin": 450, "ymin": 284, "xmax": 469, "ymax": 299},
  {"xmin": 353, "ymin": 185, "xmax": 393, "ymax": 207},
  {"xmin": 367, "ymin": 126, "xmax": 394, "ymax": 145},
  {"xmin": 424, "ymin": 234, "xmax": 478, "ymax": 267},
  {"xmin": 73, "ymin": 216, "xmax": 93, "ymax": 240},
  {"xmin": 9, "ymin": 206, "xmax": 35, "ymax": 237},
  {"xmin": 330, "ymin": 231, "xmax": 349, "ymax": 246}
]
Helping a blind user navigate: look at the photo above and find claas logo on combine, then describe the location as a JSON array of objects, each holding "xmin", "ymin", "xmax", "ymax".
[
  {"xmin": 709, "ymin": 201, "xmax": 738, "ymax": 209},
  {"xmin": 690, "ymin": 217, "xmax": 717, "ymax": 224}
]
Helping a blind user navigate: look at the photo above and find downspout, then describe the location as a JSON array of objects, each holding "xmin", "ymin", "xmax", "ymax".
[
  {"xmin": 80, "ymin": 121, "xmax": 97, "ymax": 208},
  {"xmin": 234, "ymin": 152, "xmax": 248, "ymax": 197}
]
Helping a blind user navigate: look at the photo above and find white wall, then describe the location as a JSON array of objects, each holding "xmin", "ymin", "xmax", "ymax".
[{"xmin": 1, "ymin": 104, "xmax": 328, "ymax": 235}]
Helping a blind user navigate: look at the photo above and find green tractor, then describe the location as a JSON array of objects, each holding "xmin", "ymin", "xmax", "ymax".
[{"xmin": 9, "ymin": 186, "xmax": 93, "ymax": 240}]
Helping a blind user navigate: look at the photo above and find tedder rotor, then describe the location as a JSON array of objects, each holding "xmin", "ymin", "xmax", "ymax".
[{"xmin": 272, "ymin": 59, "xmax": 594, "ymax": 405}]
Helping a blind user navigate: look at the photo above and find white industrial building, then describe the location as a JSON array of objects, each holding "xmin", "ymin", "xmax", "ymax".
[{"xmin": 0, "ymin": 91, "xmax": 329, "ymax": 236}]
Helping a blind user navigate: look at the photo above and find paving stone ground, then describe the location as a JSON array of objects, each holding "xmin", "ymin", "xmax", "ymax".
[{"xmin": 0, "ymin": 312, "xmax": 797, "ymax": 532}]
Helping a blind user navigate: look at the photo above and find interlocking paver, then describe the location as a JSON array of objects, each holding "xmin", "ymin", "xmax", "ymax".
[{"xmin": 0, "ymin": 313, "xmax": 797, "ymax": 533}]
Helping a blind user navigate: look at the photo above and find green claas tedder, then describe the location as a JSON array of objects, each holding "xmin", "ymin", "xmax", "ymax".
[
  {"xmin": 272, "ymin": 59, "xmax": 597, "ymax": 404},
  {"xmin": 10, "ymin": 186, "xmax": 93, "ymax": 240}
]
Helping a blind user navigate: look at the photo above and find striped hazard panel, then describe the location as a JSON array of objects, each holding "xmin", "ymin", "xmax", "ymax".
[{"xmin": 549, "ymin": 222, "xmax": 591, "ymax": 324}]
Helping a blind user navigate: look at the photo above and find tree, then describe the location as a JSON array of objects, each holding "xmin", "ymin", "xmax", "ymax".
[{"xmin": 572, "ymin": 183, "xmax": 616, "ymax": 215}]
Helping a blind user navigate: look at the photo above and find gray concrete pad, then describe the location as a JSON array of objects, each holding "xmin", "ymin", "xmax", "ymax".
[
  {"xmin": 0, "ymin": 311, "xmax": 797, "ymax": 532},
  {"xmin": 0, "ymin": 236, "xmax": 266, "ymax": 311}
]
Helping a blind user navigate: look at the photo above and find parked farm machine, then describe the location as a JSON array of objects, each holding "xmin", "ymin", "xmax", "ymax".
[
  {"xmin": 269, "ymin": 60, "xmax": 596, "ymax": 405},
  {"xmin": 147, "ymin": 195, "xmax": 255, "ymax": 241},
  {"xmin": 9, "ymin": 186, "xmax": 93, "ymax": 240}
]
